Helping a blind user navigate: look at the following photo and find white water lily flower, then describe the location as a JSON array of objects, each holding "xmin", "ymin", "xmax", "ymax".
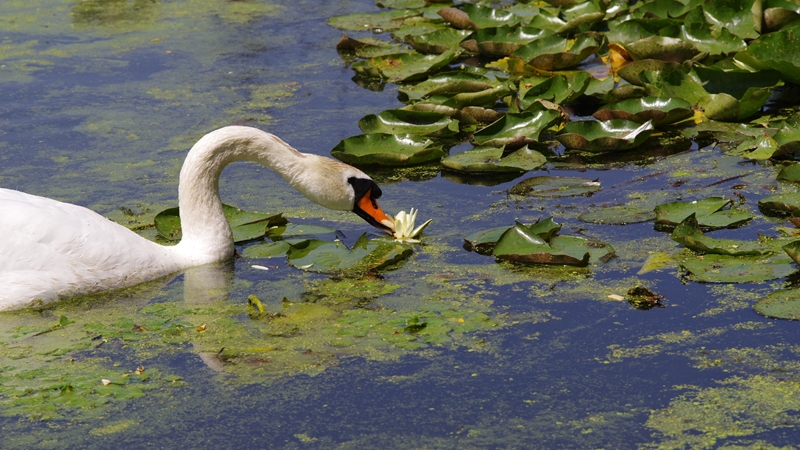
[{"xmin": 392, "ymin": 208, "xmax": 433, "ymax": 243}]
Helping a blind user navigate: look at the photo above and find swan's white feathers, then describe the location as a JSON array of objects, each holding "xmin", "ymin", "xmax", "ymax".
[{"xmin": 0, "ymin": 126, "xmax": 386, "ymax": 311}]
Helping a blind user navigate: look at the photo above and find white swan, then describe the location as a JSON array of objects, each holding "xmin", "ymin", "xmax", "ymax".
[{"xmin": 0, "ymin": 126, "xmax": 395, "ymax": 311}]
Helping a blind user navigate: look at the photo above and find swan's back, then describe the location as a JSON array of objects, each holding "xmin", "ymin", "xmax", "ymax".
[{"xmin": 0, "ymin": 188, "xmax": 180, "ymax": 310}]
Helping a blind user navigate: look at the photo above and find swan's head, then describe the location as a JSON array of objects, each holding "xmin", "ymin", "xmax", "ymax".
[{"xmin": 348, "ymin": 176, "xmax": 395, "ymax": 234}]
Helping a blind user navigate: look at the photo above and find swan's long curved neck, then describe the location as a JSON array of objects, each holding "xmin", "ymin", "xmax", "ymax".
[{"xmin": 173, "ymin": 127, "xmax": 307, "ymax": 265}]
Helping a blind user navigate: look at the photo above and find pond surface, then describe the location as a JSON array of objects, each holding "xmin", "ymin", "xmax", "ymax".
[{"xmin": 3, "ymin": 0, "xmax": 800, "ymax": 448}]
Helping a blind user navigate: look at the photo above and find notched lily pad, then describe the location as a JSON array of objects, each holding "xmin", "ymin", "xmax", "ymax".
[
  {"xmin": 331, "ymin": 133, "xmax": 446, "ymax": 166},
  {"xmin": 154, "ymin": 205, "xmax": 287, "ymax": 243},
  {"xmin": 592, "ymin": 97, "xmax": 693, "ymax": 127},
  {"xmin": 509, "ymin": 176, "xmax": 601, "ymax": 198},
  {"xmin": 286, "ymin": 234, "xmax": 413, "ymax": 274},
  {"xmin": 671, "ymin": 214, "xmax": 774, "ymax": 256},
  {"xmin": 441, "ymin": 145, "xmax": 546, "ymax": 173},
  {"xmin": 654, "ymin": 197, "xmax": 753, "ymax": 228},
  {"xmin": 555, "ymin": 119, "xmax": 654, "ymax": 152},
  {"xmin": 480, "ymin": 220, "xmax": 613, "ymax": 267}
]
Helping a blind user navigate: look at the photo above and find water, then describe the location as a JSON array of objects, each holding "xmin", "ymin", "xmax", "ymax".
[{"xmin": 2, "ymin": 1, "xmax": 800, "ymax": 448}]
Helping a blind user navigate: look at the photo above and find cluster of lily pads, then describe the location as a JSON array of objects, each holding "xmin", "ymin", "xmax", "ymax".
[{"xmin": 329, "ymin": 0, "xmax": 800, "ymax": 170}]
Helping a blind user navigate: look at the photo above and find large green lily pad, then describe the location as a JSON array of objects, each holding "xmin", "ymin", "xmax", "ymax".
[
  {"xmin": 328, "ymin": 9, "xmax": 423, "ymax": 32},
  {"xmin": 592, "ymin": 97, "xmax": 693, "ymax": 127},
  {"xmin": 331, "ymin": 133, "xmax": 446, "ymax": 166},
  {"xmin": 397, "ymin": 70, "xmax": 499, "ymax": 102},
  {"xmin": 754, "ymin": 289, "xmax": 800, "ymax": 320},
  {"xmin": 154, "ymin": 205, "xmax": 287, "ymax": 243},
  {"xmin": 358, "ymin": 109, "xmax": 459, "ymax": 136},
  {"xmin": 555, "ymin": 119, "xmax": 654, "ymax": 152},
  {"xmin": 438, "ymin": 5, "xmax": 521, "ymax": 30},
  {"xmin": 286, "ymin": 234, "xmax": 413, "ymax": 274},
  {"xmin": 509, "ymin": 176, "xmax": 601, "ymax": 197},
  {"xmin": 440, "ymin": 145, "xmax": 546, "ymax": 173},
  {"xmin": 519, "ymin": 72, "xmax": 593, "ymax": 107},
  {"xmin": 623, "ymin": 36, "xmax": 700, "ymax": 62},
  {"xmin": 463, "ymin": 217, "xmax": 563, "ymax": 255},
  {"xmin": 654, "ymin": 197, "xmax": 753, "ymax": 228}
]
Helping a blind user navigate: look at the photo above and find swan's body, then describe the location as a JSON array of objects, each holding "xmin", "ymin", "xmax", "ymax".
[{"xmin": 0, "ymin": 126, "xmax": 393, "ymax": 311}]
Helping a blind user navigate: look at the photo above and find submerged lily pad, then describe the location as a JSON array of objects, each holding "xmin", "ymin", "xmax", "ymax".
[
  {"xmin": 441, "ymin": 145, "xmax": 546, "ymax": 173},
  {"xmin": 286, "ymin": 235, "xmax": 413, "ymax": 274},
  {"xmin": 592, "ymin": 97, "xmax": 693, "ymax": 126},
  {"xmin": 358, "ymin": 109, "xmax": 459, "ymax": 136},
  {"xmin": 509, "ymin": 176, "xmax": 601, "ymax": 197},
  {"xmin": 754, "ymin": 289, "xmax": 800, "ymax": 320},
  {"xmin": 655, "ymin": 197, "xmax": 753, "ymax": 228},
  {"xmin": 331, "ymin": 133, "xmax": 446, "ymax": 166},
  {"xmin": 328, "ymin": 9, "xmax": 423, "ymax": 32},
  {"xmin": 578, "ymin": 205, "xmax": 656, "ymax": 225},
  {"xmin": 680, "ymin": 253, "xmax": 796, "ymax": 283},
  {"xmin": 555, "ymin": 119, "xmax": 654, "ymax": 152},
  {"xmin": 154, "ymin": 205, "xmax": 287, "ymax": 243}
]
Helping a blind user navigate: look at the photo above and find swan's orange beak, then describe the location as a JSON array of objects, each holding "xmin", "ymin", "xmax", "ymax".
[{"xmin": 354, "ymin": 190, "xmax": 395, "ymax": 234}]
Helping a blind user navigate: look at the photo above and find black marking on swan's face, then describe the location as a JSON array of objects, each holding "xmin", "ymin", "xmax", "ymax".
[{"xmin": 348, "ymin": 177, "xmax": 393, "ymax": 234}]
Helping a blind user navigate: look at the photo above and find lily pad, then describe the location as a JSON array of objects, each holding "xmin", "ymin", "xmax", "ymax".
[
  {"xmin": 441, "ymin": 145, "xmax": 547, "ymax": 173},
  {"xmin": 336, "ymin": 34, "xmax": 411, "ymax": 59},
  {"xmin": 405, "ymin": 28, "xmax": 472, "ymax": 54},
  {"xmin": 671, "ymin": 214, "xmax": 774, "ymax": 256},
  {"xmin": 512, "ymin": 33, "xmax": 603, "ymax": 71},
  {"xmin": 286, "ymin": 234, "xmax": 413, "ymax": 274},
  {"xmin": 778, "ymin": 164, "xmax": 800, "ymax": 182},
  {"xmin": 328, "ymin": 9, "xmax": 423, "ymax": 32},
  {"xmin": 438, "ymin": 5, "xmax": 521, "ymax": 30},
  {"xmin": 472, "ymin": 110, "xmax": 562, "ymax": 148},
  {"xmin": 578, "ymin": 205, "xmax": 656, "ymax": 225},
  {"xmin": 331, "ymin": 133, "xmax": 446, "ymax": 167},
  {"xmin": 617, "ymin": 59, "xmax": 681, "ymax": 86},
  {"xmin": 351, "ymin": 49, "xmax": 459, "ymax": 83},
  {"xmin": 592, "ymin": 97, "xmax": 693, "ymax": 127},
  {"xmin": 758, "ymin": 192, "xmax": 800, "ymax": 216},
  {"xmin": 397, "ymin": 70, "xmax": 498, "ymax": 102},
  {"xmin": 783, "ymin": 240, "xmax": 800, "ymax": 265},
  {"xmin": 509, "ymin": 176, "xmax": 601, "ymax": 197},
  {"xmin": 154, "ymin": 205, "xmax": 287, "ymax": 243},
  {"xmin": 460, "ymin": 26, "xmax": 553, "ymax": 57},
  {"xmin": 463, "ymin": 226, "xmax": 510, "ymax": 255},
  {"xmin": 754, "ymin": 289, "xmax": 800, "ymax": 320},
  {"xmin": 654, "ymin": 197, "xmax": 753, "ymax": 228},
  {"xmin": 519, "ymin": 72, "xmax": 593, "ymax": 107},
  {"xmin": 623, "ymin": 36, "xmax": 699, "ymax": 62},
  {"xmin": 555, "ymin": 119, "xmax": 654, "ymax": 152},
  {"xmin": 680, "ymin": 254, "xmax": 796, "ymax": 283},
  {"xmin": 358, "ymin": 109, "xmax": 459, "ymax": 136},
  {"xmin": 494, "ymin": 225, "xmax": 590, "ymax": 266}
]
